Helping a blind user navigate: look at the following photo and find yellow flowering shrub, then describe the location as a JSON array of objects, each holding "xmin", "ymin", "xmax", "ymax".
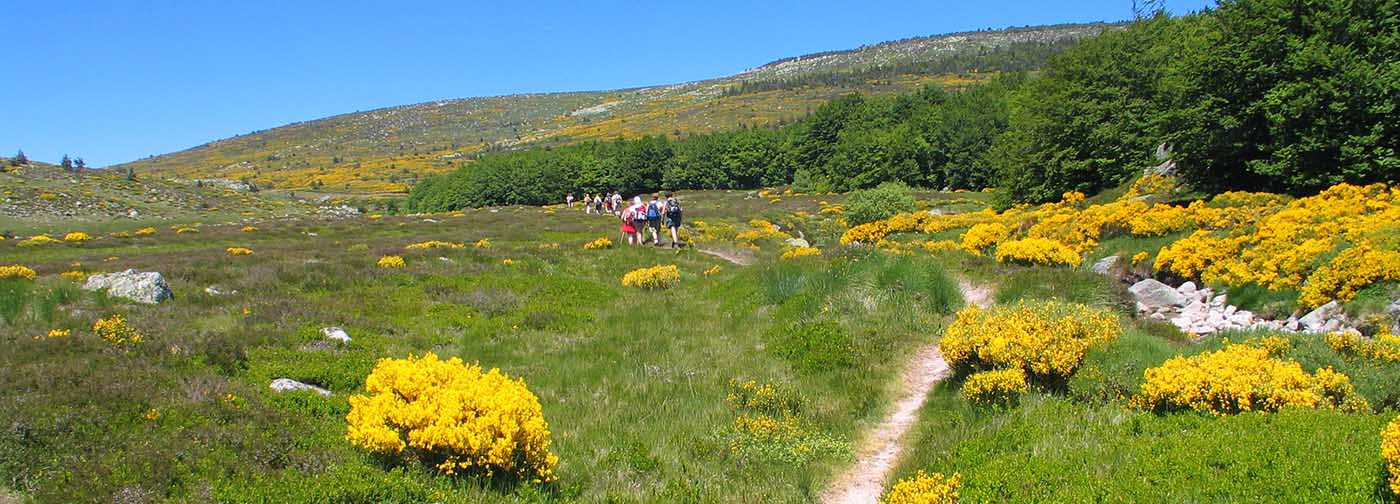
[
  {"xmin": 961, "ymin": 368, "xmax": 1029, "ymax": 406},
  {"xmin": 225, "ymin": 247, "xmax": 254, "ymax": 256},
  {"xmin": 1128, "ymin": 204, "xmax": 1194, "ymax": 236},
  {"xmin": 405, "ymin": 240, "xmax": 465, "ymax": 250},
  {"xmin": 1135, "ymin": 342, "xmax": 1369, "ymax": 415},
  {"xmin": 583, "ymin": 237, "xmax": 613, "ymax": 250},
  {"xmin": 942, "ymin": 301, "xmax": 1120, "ymax": 381},
  {"xmin": 17, "ymin": 235, "xmax": 60, "ymax": 247},
  {"xmin": 109, "ymin": 231, "xmax": 131, "ymax": 238},
  {"xmin": 175, "ymin": 227, "xmax": 198, "ymax": 234},
  {"xmin": 0, "ymin": 265, "xmax": 37, "ymax": 281},
  {"xmin": 923, "ymin": 240, "xmax": 962, "ymax": 253},
  {"xmin": 723, "ymin": 379, "xmax": 845, "ymax": 463},
  {"xmin": 781, "ymin": 246, "xmax": 822, "ymax": 260},
  {"xmin": 93, "ymin": 315, "xmax": 144, "ymax": 346},
  {"xmin": 1131, "ymin": 251, "xmax": 1150, "ymax": 264},
  {"xmin": 345, "ymin": 353, "xmax": 558, "ymax": 481},
  {"xmin": 1384, "ymin": 415, "xmax": 1400, "ymax": 497},
  {"xmin": 1326, "ymin": 330, "xmax": 1400, "ymax": 363},
  {"xmin": 703, "ymin": 265, "xmax": 722, "ymax": 276},
  {"xmin": 960, "ymin": 223, "xmax": 1011, "ymax": 255},
  {"xmin": 60, "ymin": 270, "xmax": 87, "ymax": 280},
  {"xmin": 881, "ymin": 471, "xmax": 962, "ymax": 504},
  {"xmin": 47, "ymin": 329, "xmax": 70, "ymax": 338},
  {"xmin": 241, "ymin": 225, "xmax": 258, "ymax": 232},
  {"xmin": 135, "ymin": 227, "xmax": 157, "ymax": 236},
  {"xmin": 994, "ymin": 238, "xmax": 1082, "ymax": 266},
  {"xmin": 377, "ymin": 255, "xmax": 406, "ymax": 269},
  {"xmin": 501, "ymin": 258, "xmax": 515, "ymax": 266},
  {"xmin": 63, "ymin": 232, "xmax": 92, "ymax": 242},
  {"xmin": 621, "ymin": 265, "xmax": 680, "ymax": 289},
  {"xmin": 474, "ymin": 238, "xmax": 491, "ymax": 249},
  {"xmin": 1298, "ymin": 243, "xmax": 1400, "ymax": 307},
  {"xmin": 735, "ymin": 219, "xmax": 792, "ymax": 243}
]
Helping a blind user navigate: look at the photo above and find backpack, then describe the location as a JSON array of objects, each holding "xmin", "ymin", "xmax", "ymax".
[
  {"xmin": 646, "ymin": 202, "xmax": 660, "ymax": 219},
  {"xmin": 665, "ymin": 199, "xmax": 682, "ymax": 219}
]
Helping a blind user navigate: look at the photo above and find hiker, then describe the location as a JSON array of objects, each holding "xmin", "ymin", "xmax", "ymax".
[
  {"xmin": 566, "ymin": 193, "xmax": 575, "ymax": 207},
  {"xmin": 645, "ymin": 194, "xmax": 663, "ymax": 246},
  {"xmin": 611, "ymin": 192, "xmax": 624, "ymax": 216},
  {"xmin": 593, "ymin": 194, "xmax": 604, "ymax": 214},
  {"xmin": 628, "ymin": 197, "xmax": 647, "ymax": 245},
  {"xmin": 664, "ymin": 191, "xmax": 683, "ymax": 248},
  {"xmin": 619, "ymin": 198, "xmax": 639, "ymax": 245}
]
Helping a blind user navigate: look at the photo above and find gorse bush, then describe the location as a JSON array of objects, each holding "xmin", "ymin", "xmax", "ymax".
[
  {"xmin": 1326, "ymin": 330, "xmax": 1400, "ymax": 364},
  {"xmin": 941, "ymin": 300, "xmax": 1120, "ymax": 383},
  {"xmin": 63, "ymin": 232, "xmax": 91, "ymax": 242},
  {"xmin": 1135, "ymin": 342, "xmax": 1370, "ymax": 415},
  {"xmin": 1385, "ymin": 415, "xmax": 1400, "ymax": 498},
  {"xmin": 994, "ymin": 238, "xmax": 1082, "ymax": 266},
  {"xmin": 0, "ymin": 265, "xmax": 37, "ymax": 281},
  {"xmin": 93, "ymin": 314, "xmax": 144, "ymax": 347},
  {"xmin": 376, "ymin": 255, "xmax": 406, "ymax": 269},
  {"xmin": 961, "ymin": 368, "xmax": 1029, "ymax": 407},
  {"xmin": 582, "ymin": 237, "xmax": 612, "ymax": 250},
  {"xmin": 845, "ymin": 182, "xmax": 917, "ymax": 225},
  {"xmin": 722, "ymin": 379, "xmax": 845, "ymax": 464},
  {"xmin": 881, "ymin": 471, "xmax": 961, "ymax": 504},
  {"xmin": 780, "ymin": 246, "xmax": 822, "ymax": 260},
  {"xmin": 225, "ymin": 247, "xmax": 254, "ymax": 256},
  {"xmin": 345, "ymin": 353, "xmax": 559, "ymax": 482},
  {"xmin": 621, "ymin": 265, "xmax": 680, "ymax": 289},
  {"xmin": 404, "ymin": 240, "xmax": 464, "ymax": 250}
]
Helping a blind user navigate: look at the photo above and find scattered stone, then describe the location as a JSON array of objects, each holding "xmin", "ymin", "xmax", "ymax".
[
  {"xmin": 1298, "ymin": 301, "xmax": 1342, "ymax": 332},
  {"xmin": 1177, "ymin": 281, "xmax": 1197, "ymax": 296},
  {"xmin": 438, "ymin": 256, "xmax": 454, "ymax": 263},
  {"xmin": 321, "ymin": 326, "xmax": 351, "ymax": 343},
  {"xmin": 785, "ymin": 237, "xmax": 810, "ymax": 248},
  {"xmin": 269, "ymin": 378, "xmax": 331, "ymax": 396},
  {"xmin": 1091, "ymin": 255, "xmax": 1121, "ymax": 276},
  {"xmin": 83, "ymin": 269, "xmax": 173, "ymax": 304},
  {"xmin": 204, "ymin": 285, "xmax": 236, "ymax": 296},
  {"xmin": 422, "ymin": 218, "xmax": 440, "ymax": 223},
  {"xmin": 1129, "ymin": 279, "xmax": 1187, "ymax": 309}
]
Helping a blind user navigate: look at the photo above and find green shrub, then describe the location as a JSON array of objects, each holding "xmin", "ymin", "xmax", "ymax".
[
  {"xmin": 770, "ymin": 320, "xmax": 855, "ymax": 372},
  {"xmin": 0, "ymin": 279, "xmax": 30, "ymax": 324},
  {"xmin": 844, "ymin": 181, "xmax": 916, "ymax": 225}
]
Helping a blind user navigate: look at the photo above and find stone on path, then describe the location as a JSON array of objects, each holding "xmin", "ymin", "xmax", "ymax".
[{"xmin": 321, "ymin": 326, "xmax": 351, "ymax": 343}]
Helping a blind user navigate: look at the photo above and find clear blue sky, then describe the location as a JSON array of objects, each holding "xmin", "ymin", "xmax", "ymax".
[{"xmin": 1, "ymin": 0, "xmax": 1215, "ymax": 167}]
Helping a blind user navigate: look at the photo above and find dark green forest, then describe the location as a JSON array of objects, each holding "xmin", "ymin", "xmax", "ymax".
[{"xmin": 408, "ymin": 0, "xmax": 1399, "ymax": 211}]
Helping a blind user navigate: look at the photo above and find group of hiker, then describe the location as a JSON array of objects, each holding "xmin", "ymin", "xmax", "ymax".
[{"xmin": 567, "ymin": 191, "xmax": 683, "ymax": 248}]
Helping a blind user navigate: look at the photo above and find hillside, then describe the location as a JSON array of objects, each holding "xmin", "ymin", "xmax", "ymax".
[
  {"xmin": 111, "ymin": 23, "xmax": 1112, "ymax": 193},
  {"xmin": 0, "ymin": 158, "xmax": 338, "ymax": 235}
]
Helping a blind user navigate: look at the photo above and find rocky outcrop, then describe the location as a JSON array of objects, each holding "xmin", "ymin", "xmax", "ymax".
[
  {"xmin": 83, "ymin": 269, "xmax": 173, "ymax": 304},
  {"xmin": 1131, "ymin": 278, "xmax": 1359, "ymax": 336},
  {"xmin": 1129, "ymin": 279, "xmax": 1187, "ymax": 310}
]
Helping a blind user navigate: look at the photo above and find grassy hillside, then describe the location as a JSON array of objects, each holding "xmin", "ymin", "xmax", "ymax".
[{"xmin": 110, "ymin": 23, "xmax": 1111, "ymax": 193}]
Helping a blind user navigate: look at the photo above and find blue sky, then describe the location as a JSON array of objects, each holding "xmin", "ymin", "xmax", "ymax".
[{"xmin": 1, "ymin": 0, "xmax": 1215, "ymax": 167}]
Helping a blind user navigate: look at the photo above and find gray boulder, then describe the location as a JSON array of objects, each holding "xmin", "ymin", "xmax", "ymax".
[
  {"xmin": 1090, "ymin": 255, "xmax": 1121, "ymax": 276},
  {"xmin": 1129, "ymin": 279, "xmax": 1187, "ymax": 310},
  {"xmin": 1298, "ymin": 301, "xmax": 1342, "ymax": 332},
  {"xmin": 785, "ymin": 237, "xmax": 810, "ymax": 248},
  {"xmin": 83, "ymin": 269, "xmax": 173, "ymax": 304},
  {"xmin": 269, "ymin": 378, "xmax": 331, "ymax": 397}
]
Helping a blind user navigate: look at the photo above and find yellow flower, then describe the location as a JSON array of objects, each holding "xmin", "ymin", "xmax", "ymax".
[
  {"xmin": 703, "ymin": 265, "xmax": 723, "ymax": 276},
  {"xmin": 622, "ymin": 265, "xmax": 680, "ymax": 289},
  {"xmin": 175, "ymin": 227, "xmax": 198, "ymax": 234},
  {"xmin": 93, "ymin": 314, "xmax": 144, "ymax": 347},
  {"xmin": 225, "ymin": 247, "xmax": 254, "ymax": 256},
  {"xmin": 994, "ymin": 238, "xmax": 1082, "ymax": 266},
  {"xmin": 144, "ymin": 409, "xmax": 161, "ymax": 421},
  {"xmin": 134, "ymin": 227, "xmax": 157, "ymax": 236},
  {"xmin": 1134, "ymin": 341, "xmax": 1369, "ymax": 415},
  {"xmin": 942, "ymin": 301, "xmax": 1120, "ymax": 381},
  {"xmin": 377, "ymin": 255, "xmax": 406, "ymax": 269},
  {"xmin": 345, "ymin": 352, "xmax": 559, "ymax": 481},
  {"xmin": 583, "ymin": 237, "xmax": 613, "ymax": 250},
  {"xmin": 1131, "ymin": 251, "xmax": 1150, "ymax": 264},
  {"xmin": 241, "ymin": 225, "xmax": 258, "ymax": 232},
  {"xmin": 962, "ymin": 368, "xmax": 1029, "ymax": 406},
  {"xmin": 474, "ymin": 238, "xmax": 492, "ymax": 249},
  {"xmin": 1384, "ymin": 415, "xmax": 1400, "ymax": 497},
  {"xmin": 781, "ymin": 246, "xmax": 822, "ymax": 260},
  {"xmin": 405, "ymin": 240, "xmax": 465, "ymax": 250},
  {"xmin": 17, "ymin": 234, "xmax": 61, "ymax": 247},
  {"xmin": 59, "ymin": 270, "xmax": 87, "ymax": 280},
  {"xmin": 63, "ymin": 231, "xmax": 92, "ymax": 242},
  {"xmin": 502, "ymin": 258, "xmax": 515, "ymax": 266},
  {"xmin": 47, "ymin": 329, "xmax": 70, "ymax": 338},
  {"xmin": 0, "ymin": 265, "xmax": 37, "ymax": 281},
  {"xmin": 881, "ymin": 471, "xmax": 962, "ymax": 504}
]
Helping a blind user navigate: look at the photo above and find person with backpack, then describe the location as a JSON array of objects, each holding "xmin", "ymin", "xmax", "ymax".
[
  {"xmin": 664, "ymin": 191, "xmax": 683, "ymax": 248},
  {"xmin": 594, "ymin": 194, "xmax": 604, "ymax": 214},
  {"xmin": 619, "ymin": 197, "xmax": 640, "ymax": 245},
  {"xmin": 644, "ymin": 194, "xmax": 663, "ymax": 246},
  {"xmin": 628, "ymin": 196, "xmax": 647, "ymax": 245}
]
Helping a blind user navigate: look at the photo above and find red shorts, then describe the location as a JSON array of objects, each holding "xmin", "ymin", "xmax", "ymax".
[{"xmin": 621, "ymin": 223, "xmax": 637, "ymax": 233}]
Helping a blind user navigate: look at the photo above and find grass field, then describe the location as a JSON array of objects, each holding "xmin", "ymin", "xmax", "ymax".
[{"xmin": 3, "ymin": 188, "xmax": 1398, "ymax": 503}]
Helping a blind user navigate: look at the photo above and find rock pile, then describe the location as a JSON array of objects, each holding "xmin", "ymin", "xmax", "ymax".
[
  {"xmin": 269, "ymin": 378, "xmax": 332, "ymax": 396},
  {"xmin": 1129, "ymin": 278, "xmax": 1361, "ymax": 336}
]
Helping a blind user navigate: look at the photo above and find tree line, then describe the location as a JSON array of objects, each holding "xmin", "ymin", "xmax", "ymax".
[{"xmin": 409, "ymin": 0, "xmax": 1399, "ymax": 211}]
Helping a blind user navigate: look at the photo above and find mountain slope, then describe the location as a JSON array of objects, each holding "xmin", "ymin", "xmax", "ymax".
[{"xmin": 113, "ymin": 23, "xmax": 1113, "ymax": 194}]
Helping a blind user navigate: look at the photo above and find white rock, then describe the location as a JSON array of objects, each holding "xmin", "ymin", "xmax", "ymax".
[
  {"xmin": 1091, "ymin": 255, "xmax": 1121, "ymax": 276},
  {"xmin": 1177, "ymin": 281, "xmax": 1198, "ymax": 295},
  {"xmin": 269, "ymin": 378, "xmax": 331, "ymax": 396},
  {"xmin": 1212, "ymin": 295, "xmax": 1228, "ymax": 306},
  {"xmin": 1286, "ymin": 319, "xmax": 1302, "ymax": 331},
  {"xmin": 321, "ymin": 326, "xmax": 351, "ymax": 343},
  {"xmin": 423, "ymin": 218, "xmax": 440, "ymax": 223},
  {"xmin": 83, "ymin": 269, "xmax": 173, "ymax": 304},
  {"xmin": 438, "ymin": 256, "xmax": 454, "ymax": 263},
  {"xmin": 785, "ymin": 237, "xmax": 810, "ymax": 248},
  {"xmin": 1224, "ymin": 305, "xmax": 1237, "ymax": 317},
  {"xmin": 1130, "ymin": 279, "xmax": 1188, "ymax": 309},
  {"xmin": 1299, "ymin": 301, "xmax": 1342, "ymax": 332},
  {"xmin": 1321, "ymin": 319, "xmax": 1343, "ymax": 333}
]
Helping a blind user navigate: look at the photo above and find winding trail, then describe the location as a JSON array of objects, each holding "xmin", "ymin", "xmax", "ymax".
[
  {"xmin": 697, "ymin": 247, "xmax": 755, "ymax": 266},
  {"xmin": 821, "ymin": 279, "xmax": 993, "ymax": 504}
]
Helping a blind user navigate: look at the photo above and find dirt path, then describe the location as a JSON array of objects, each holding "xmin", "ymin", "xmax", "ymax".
[
  {"xmin": 820, "ymin": 279, "xmax": 991, "ymax": 504},
  {"xmin": 697, "ymin": 247, "xmax": 755, "ymax": 266}
]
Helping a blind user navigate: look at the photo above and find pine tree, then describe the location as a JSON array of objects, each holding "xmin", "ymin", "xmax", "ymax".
[{"xmin": 13, "ymin": 150, "xmax": 27, "ymax": 166}]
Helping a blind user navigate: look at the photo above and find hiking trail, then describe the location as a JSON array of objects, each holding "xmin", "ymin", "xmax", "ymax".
[
  {"xmin": 820, "ymin": 279, "xmax": 991, "ymax": 504},
  {"xmin": 697, "ymin": 247, "xmax": 755, "ymax": 266}
]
